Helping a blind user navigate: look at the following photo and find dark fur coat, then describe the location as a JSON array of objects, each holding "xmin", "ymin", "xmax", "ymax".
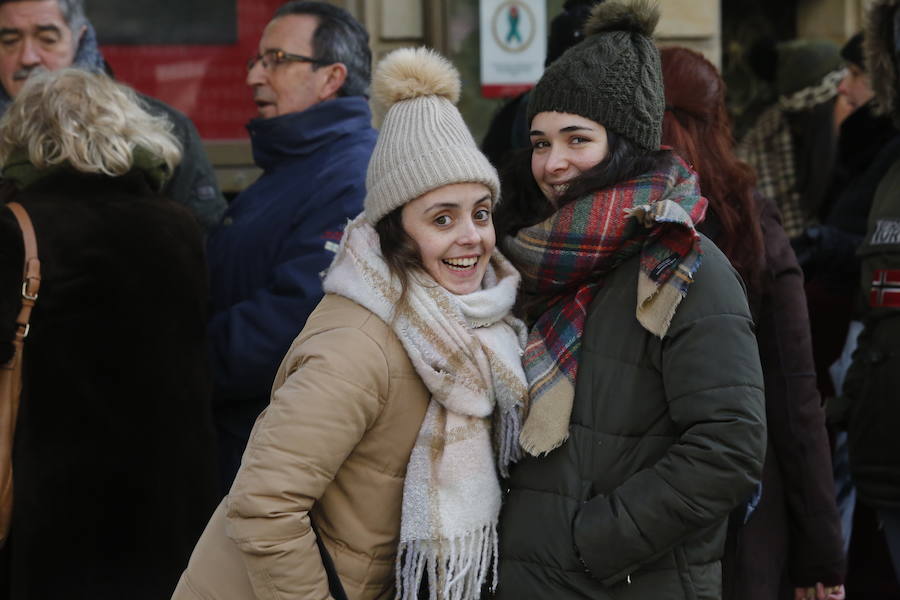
[{"xmin": 0, "ymin": 169, "xmax": 219, "ymax": 599}]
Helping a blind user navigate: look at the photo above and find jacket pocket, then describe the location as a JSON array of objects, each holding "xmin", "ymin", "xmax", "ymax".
[{"xmin": 500, "ymin": 488, "xmax": 585, "ymax": 572}]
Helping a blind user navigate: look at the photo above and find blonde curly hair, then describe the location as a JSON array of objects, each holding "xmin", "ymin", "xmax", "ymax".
[{"xmin": 0, "ymin": 68, "xmax": 182, "ymax": 178}]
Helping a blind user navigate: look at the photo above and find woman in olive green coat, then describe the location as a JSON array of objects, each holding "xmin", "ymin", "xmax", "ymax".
[{"xmin": 492, "ymin": 2, "xmax": 767, "ymax": 598}]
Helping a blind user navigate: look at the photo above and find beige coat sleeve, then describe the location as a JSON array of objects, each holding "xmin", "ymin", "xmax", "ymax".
[{"xmin": 224, "ymin": 325, "xmax": 390, "ymax": 600}]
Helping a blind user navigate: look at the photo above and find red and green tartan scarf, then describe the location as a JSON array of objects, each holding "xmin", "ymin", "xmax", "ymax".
[{"xmin": 504, "ymin": 155, "xmax": 708, "ymax": 455}]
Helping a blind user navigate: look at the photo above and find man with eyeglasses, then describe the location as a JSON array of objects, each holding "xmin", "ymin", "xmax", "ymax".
[
  {"xmin": 0, "ymin": 0, "xmax": 227, "ymax": 233},
  {"xmin": 207, "ymin": 1, "xmax": 376, "ymax": 490}
]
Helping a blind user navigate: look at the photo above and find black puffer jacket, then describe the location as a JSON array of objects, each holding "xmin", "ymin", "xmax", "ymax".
[
  {"xmin": 833, "ymin": 0, "xmax": 900, "ymax": 512},
  {"xmin": 840, "ymin": 158, "xmax": 900, "ymax": 510},
  {"xmin": 495, "ymin": 238, "xmax": 766, "ymax": 599}
]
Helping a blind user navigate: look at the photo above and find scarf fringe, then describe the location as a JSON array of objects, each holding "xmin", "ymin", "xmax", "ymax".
[
  {"xmin": 519, "ymin": 429, "xmax": 569, "ymax": 457},
  {"xmin": 396, "ymin": 523, "xmax": 498, "ymax": 600},
  {"xmin": 496, "ymin": 403, "xmax": 523, "ymax": 477}
]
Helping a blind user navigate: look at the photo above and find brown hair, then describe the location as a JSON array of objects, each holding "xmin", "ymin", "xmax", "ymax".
[
  {"xmin": 374, "ymin": 207, "xmax": 423, "ymax": 313},
  {"xmin": 660, "ymin": 46, "xmax": 764, "ymax": 293}
]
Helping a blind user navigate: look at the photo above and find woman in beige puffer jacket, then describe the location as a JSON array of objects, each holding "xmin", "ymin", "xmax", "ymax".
[{"xmin": 172, "ymin": 48, "xmax": 528, "ymax": 600}]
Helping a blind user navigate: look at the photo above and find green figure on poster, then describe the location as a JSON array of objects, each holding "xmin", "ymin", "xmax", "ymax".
[{"xmin": 506, "ymin": 4, "xmax": 522, "ymax": 44}]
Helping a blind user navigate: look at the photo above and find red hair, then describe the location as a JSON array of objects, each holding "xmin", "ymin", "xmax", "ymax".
[{"xmin": 660, "ymin": 47, "xmax": 764, "ymax": 292}]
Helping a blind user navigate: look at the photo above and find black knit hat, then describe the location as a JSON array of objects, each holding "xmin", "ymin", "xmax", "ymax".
[
  {"xmin": 545, "ymin": 0, "xmax": 605, "ymax": 66},
  {"xmin": 841, "ymin": 32, "xmax": 865, "ymax": 70},
  {"xmin": 527, "ymin": 0, "xmax": 663, "ymax": 151},
  {"xmin": 773, "ymin": 39, "xmax": 841, "ymax": 97}
]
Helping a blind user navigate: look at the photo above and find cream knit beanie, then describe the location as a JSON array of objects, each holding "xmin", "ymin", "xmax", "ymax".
[{"xmin": 364, "ymin": 47, "xmax": 500, "ymax": 224}]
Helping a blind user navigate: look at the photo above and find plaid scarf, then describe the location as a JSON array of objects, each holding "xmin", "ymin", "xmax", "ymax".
[{"xmin": 504, "ymin": 155, "xmax": 707, "ymax": 455}]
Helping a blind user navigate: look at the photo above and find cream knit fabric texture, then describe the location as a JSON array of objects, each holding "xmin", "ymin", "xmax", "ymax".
[{"xmin": 364, "ymin": 48, "xmax": 500, "ymax": 224}]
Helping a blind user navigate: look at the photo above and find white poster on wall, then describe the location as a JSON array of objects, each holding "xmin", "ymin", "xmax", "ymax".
[{"xmin": 479, "ymin": 0, "xmax": 547, "ymax": 98}]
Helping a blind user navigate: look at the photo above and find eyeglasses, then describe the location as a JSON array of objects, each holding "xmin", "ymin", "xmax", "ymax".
[{"xmin": 247, "ymin": 49, "xmax": 328, "ymax": 71}]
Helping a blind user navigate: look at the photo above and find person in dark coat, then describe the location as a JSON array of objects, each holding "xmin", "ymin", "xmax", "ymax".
[
  {"xmin": 792, "ymin": 32, "xmax": 900, "ymax": 399},
  {"xmin": 661, "ymin": 45, "xmax": 846, "ymax": 600},
  {"xmin": 0, "ymin": 0, "xmax": 227, "ymax": 233},
  {"xmin": 206, "ymin": 1, "xmax": 378, "ymax": 489},
  {"xmin": 491, "ymin": 2, "xmax": 766, "ymax": 598},
  {"xmin": 0, "ymin": 68, "xmax": 219, "ymax": 600},
  {"xmin": 829, "ymin": 0, "xmax": 900, "ymax": 584},
  {"xmin": 736, "ymin": 39, "xmax": 845, "ymax": 240},
  {"xmin": 790, "ymin": 34, "xmax": 900, "ymax": 572}
]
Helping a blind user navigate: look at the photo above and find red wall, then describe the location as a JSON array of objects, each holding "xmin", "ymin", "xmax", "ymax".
[{"xmin": 100, "ymin": 1, "xmax": 284, "ymax": 141}]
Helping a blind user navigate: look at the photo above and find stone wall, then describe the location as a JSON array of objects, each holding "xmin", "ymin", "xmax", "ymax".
[
  {"xmin": 797, "ymin": 0, "xmax": 873, "ymax": 42},
  {"xmin": 657, "ymin": 0, "xmax": 721, "ymax": 68}
]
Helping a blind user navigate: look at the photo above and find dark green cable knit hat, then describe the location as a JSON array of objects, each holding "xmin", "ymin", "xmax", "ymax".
[{"xmin": 527, "ymin": 0, "xmax": 663, "ymax": 151}]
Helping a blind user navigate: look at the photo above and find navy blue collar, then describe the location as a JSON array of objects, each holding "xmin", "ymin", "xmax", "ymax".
[{"xmin": 247, "ymin": 96, "xmax": 373, "ymax": 170}]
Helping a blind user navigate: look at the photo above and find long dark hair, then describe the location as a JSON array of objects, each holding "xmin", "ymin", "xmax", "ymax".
[
  {"xmin": 660, "ymin": 46, "xmax": 765, "ymax": 293},
  {"xmin": 374, "ymin": 207, "xmax": 422, "ymax": 314},
  {"xmin": 494, "ymin": 130, "xmax": 670, "ymax": 238}
]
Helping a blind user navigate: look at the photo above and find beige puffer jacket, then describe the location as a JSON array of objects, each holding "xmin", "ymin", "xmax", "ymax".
[{"xmin": 172, "ymin": 294, "xmax": 430, "ymax": 600}]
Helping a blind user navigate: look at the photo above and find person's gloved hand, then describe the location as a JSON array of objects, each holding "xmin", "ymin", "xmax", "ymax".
[
  {"xmin": 792, "ymin": 224, "xmax": 865, "ymax": 280},
  {"xmin": 791, "ymin": 225, "xmax": 828, "ymax": 270}
]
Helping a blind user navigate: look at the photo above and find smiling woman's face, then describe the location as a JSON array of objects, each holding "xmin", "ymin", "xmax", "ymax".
[
  {"xmin": 400, "ymin": 182, "xmax": 495, "ymax": 295},
  {"xmin": 530, "ymin": 111, "xmax": 610, "ymax": 202}
]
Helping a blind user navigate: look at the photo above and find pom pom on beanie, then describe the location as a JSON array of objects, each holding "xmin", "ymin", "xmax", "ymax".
[
  {"xmin": 371, "ymin": 47, "xmax": 461, "ymax": 106},
  {"xmin": 583, "ymin": 0, "xmax": 659, "ymax": 37}
]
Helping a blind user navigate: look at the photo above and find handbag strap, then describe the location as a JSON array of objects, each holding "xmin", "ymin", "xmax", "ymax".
[
  {"xmin": 5, "ymin": 202, "xmax": 40, "ymax": 355},
  {"xmin": 0, "ymin": 200, "xmax": 38, "ymax": 548}
]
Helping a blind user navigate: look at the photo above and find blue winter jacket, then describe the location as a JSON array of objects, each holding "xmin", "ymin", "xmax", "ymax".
[{"xmin": 207, "ymin": 97, "xmax": 377, "ymax": 477}]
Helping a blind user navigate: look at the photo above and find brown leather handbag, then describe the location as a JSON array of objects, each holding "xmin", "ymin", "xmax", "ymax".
[{"xmin": 0, "ymin": 201, "xmax": 40, "ymax": 548}]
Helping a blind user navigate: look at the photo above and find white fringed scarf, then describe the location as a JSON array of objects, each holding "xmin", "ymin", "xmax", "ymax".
[{"xmin": 323, "ymin": 216, "xmax": 528, "ymax": 600}]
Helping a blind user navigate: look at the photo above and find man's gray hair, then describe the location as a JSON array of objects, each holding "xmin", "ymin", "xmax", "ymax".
[
  {"xmin": 55, "ymin": 0, "xmax": 87, "ymax": 32},
  {"xmin": 274, "ymin": 1, "xmax": 371, "ymax": 97},
  {"xmin": 0, "ymin": 0, "xmax": 88, "ymax": 33}
]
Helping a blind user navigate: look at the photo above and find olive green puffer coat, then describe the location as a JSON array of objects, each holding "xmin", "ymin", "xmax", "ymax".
[{"xmin": 496, "ymin": 237, "xmax": 767, "ymax": 600}]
